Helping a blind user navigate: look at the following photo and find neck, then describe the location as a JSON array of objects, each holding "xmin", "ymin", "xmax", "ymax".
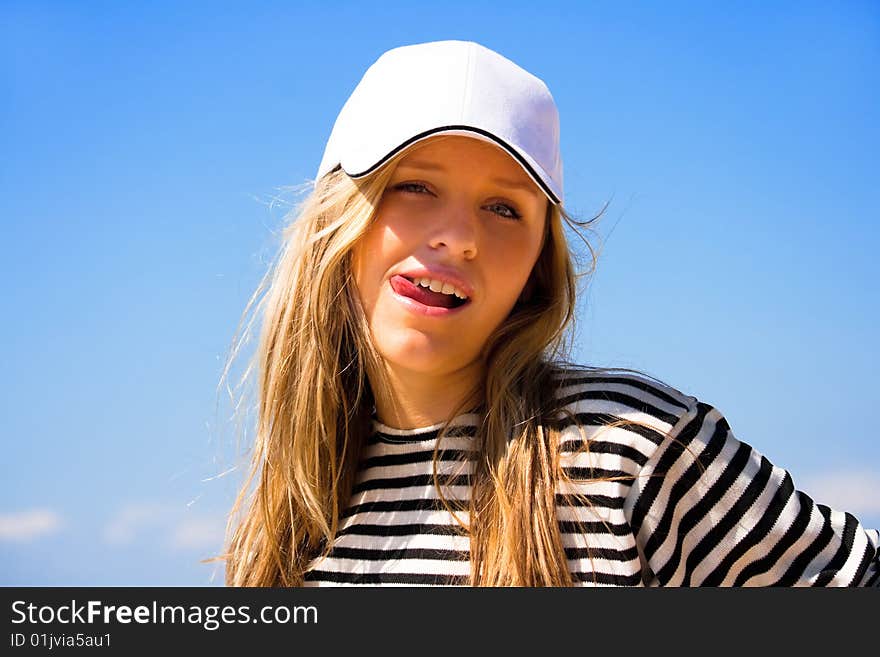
[{"xmin": 369, "ymin": 359, "xmax": 484, "ymax": 430}]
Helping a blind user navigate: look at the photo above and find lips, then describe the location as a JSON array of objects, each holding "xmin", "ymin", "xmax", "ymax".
[
  {"xmin": 396, "ymin": 266, "xmax": 475, "ymax": 300},
  {"xmin": 390, "ymin": 275, "xmax": 463, "ymax": 308},
  {"xmin": 388, "ymin": 275, "xmax": 472, "ymax": 317}
]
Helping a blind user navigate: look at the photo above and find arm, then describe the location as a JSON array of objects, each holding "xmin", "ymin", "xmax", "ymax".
[{"xmin": 624, "ymin": 400, "xmax": 880, "ymax": 586}]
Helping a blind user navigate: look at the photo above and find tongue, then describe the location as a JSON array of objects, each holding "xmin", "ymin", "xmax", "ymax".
[
  {"xmin": 392, "ymin": 275, "xmax": 457, "ymax": 308},
  {"xmin": 416, "ymin": 287, "xmax": 456, "ymax": 308}
]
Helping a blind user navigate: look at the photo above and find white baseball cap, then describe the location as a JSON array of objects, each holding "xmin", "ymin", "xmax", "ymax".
[{"xmin": 315, "ymin": 40, "xmax": 564, "ymax": 205}]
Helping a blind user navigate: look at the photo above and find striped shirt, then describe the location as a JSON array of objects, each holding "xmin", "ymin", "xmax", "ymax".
[{"xmin": 303, "ymin": 370, "xmax": 880, "ymax": 586}]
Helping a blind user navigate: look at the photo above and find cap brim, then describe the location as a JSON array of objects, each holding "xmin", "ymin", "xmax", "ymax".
[{"xmin": 340, "ymin": 125, "xmax": 562, "ymax": 206}]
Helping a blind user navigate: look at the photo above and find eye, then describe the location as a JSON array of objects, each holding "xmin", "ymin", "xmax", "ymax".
[
  {"xmin": 391, "ymin": 182, "xmax": 522, "ymax": 220},
  {"xmin": 485, "ymin": 202, "xmax": 522, "ymax": 221},
  {"xmin": 393, "ymin": 182, "xmax": 433, "ymax": 195}
]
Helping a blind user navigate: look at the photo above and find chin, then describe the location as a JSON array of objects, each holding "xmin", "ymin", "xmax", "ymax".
[
  {"xmin": 380, "ymin": 345, "xmax": 453, "ymax": 373},
  {"xmin": 374, "ymin": 334, "xmax": 468, "ymax": 375}
]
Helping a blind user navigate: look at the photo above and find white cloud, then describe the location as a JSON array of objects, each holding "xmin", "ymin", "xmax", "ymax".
[
  {"xmin": 102, "ymin": 502, "xmax": 171, "ymax": 546},
  {"xmin": 103, "ymin": 501, "xmax": 227, "ymax": 553},
  {"xmin": 168, "ymin": 516, "xmax": 226, "ymax": 551},
  {"xmin": 0, "ymin": 509, "xmax": 63, "ymax": 542},
  {"xmin": 798, "ymin": 470, "xmax": 880, "ymax": 516}
]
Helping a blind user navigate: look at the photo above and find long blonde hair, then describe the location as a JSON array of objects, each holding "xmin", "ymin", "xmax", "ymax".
[{"xmin": 217, "ymin": 146, "xmax": 655, "ymax": 586}]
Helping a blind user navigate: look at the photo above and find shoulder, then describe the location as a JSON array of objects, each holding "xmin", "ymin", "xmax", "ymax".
[
  {"xmin": 549, "ymin": 365, "xmax": 697, "ymax": 426},
  {"xmin": 545, "ymin": 365, "xmax": 703, "ymax": 456}
]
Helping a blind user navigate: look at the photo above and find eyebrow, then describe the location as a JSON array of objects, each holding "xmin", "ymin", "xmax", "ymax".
[{"xmin": 396, "ymin": 160, "xmax": 539, "ymax": 198}]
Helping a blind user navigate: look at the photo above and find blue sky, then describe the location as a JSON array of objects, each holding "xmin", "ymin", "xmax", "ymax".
[{"xmin": 1, "ymin": 1, "xmax": 877, "ymax": 586}]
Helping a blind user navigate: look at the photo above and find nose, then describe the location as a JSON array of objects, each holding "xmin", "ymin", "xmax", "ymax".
[{"xmin": 428, "ymin": 199, "xmax": 478, "ymax": 260}]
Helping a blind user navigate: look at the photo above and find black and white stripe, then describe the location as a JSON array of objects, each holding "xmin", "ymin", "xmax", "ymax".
[{"xmin": 304, "ymin": 371, "xmax": 880, "ymax": 586}]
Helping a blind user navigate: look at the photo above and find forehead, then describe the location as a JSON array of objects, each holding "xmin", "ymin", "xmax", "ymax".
[{"xmin": 393, "ymin": 135, "xmax": 540, "ymax": 196}]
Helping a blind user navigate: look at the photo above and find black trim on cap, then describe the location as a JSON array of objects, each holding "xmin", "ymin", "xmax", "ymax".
[{"xmin": 347, "ymin": 125, "xmax": 561, "ymax": 205}]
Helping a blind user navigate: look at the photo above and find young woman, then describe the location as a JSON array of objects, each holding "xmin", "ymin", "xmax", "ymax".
[{"xmin": 220, "ymin": 40, "xmax": 879, "ymax": 587}]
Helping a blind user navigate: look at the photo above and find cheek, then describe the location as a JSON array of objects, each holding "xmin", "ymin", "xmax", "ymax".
[
  {"xmin": 350, "ymin": 242, "xmax": 365, "ymax": 294},
  {"xmin": 350, "ymin": 233, "xmax": 380, "ymax": 307},
  {"xmin": 376, "ymin": 206, "xmax": 422, "ymax": 246},
  {"xmin": 351, "ymin": 218, "xmax": 407, "ymax": 306},
  {"xmin": 360, "ymin": 211, "xmax": 421, "ymax": 272},
  {"xmin": 487, "ymin": 231, "xmax": 543, "ymax": 295}
]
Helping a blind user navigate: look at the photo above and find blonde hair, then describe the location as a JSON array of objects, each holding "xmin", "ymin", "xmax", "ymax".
[{"xmin": 215, "ymin": 147, "xmax": 667, "ymax": 586}]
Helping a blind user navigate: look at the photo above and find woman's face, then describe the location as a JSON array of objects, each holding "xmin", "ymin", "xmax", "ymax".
[{"xmin": 351, "ymin": 135, "xmax": 549, "ymax": 379}]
